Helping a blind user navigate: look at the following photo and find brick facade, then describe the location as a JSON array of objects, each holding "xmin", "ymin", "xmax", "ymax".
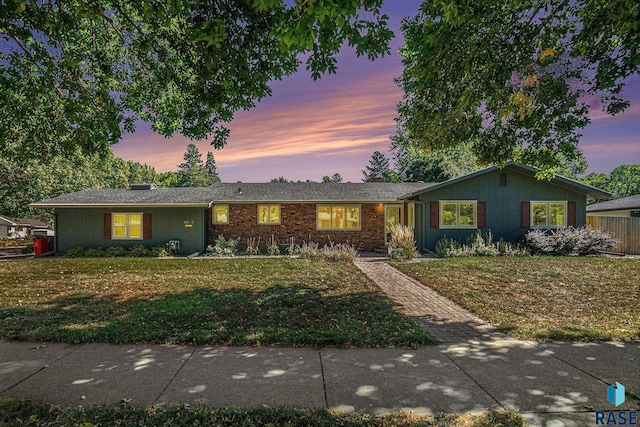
[{"xmin": 209, "ymin": 203, "xmax": 388, "ymax": 251}]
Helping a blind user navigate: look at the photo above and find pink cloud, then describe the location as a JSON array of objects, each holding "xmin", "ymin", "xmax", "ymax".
[{"xmin": 113, "ymin": 66, "xmax": 402, "ymax": 182}]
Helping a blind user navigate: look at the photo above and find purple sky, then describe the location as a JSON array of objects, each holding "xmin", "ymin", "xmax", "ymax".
[{"xmin": 112, "ymin": 2, "xmax": 640, "ymax": 182}]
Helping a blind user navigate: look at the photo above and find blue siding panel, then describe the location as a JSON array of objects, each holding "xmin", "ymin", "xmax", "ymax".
[
  {"xmin": 417, "ymin": 169, "xmax": 587, "ymax": 250},
  {"xmin": 56, "ymin": 207, "xmax": 206, "ymax": 254}
]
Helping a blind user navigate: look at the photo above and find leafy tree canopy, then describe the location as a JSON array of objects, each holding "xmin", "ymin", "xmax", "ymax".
[
  {"xmin": 1, "ymin": 0, "xmax": 393, "ymax": 163},
  {"xmin": 322, "ymin": 173, "xmax": 343, "ymax": 183},
  {"xmin": 396, "ymin": 0, "xmax": 639, "ymax": 176},
  {"xmin": 581, "ymin": 164, "xmax": 640, "ymax": 199}
]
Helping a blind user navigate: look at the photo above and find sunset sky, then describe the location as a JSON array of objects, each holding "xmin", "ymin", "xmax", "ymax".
[{"xmin": 112, "ymin": 2, "xmax": 640, "ymax": 183}]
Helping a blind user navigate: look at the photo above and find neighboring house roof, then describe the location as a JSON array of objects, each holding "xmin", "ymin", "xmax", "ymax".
[
  {"xmin": 14, "ymin": 218, "xmax": 49, "ymax": 228},
  {"xmin": 0, "ymin": 215, "xmax": 17, "ymax": 226},
  {"xmin": 30, "ymin": 182, "xmax": 436, "ymax": 208},
  {"xmin": 586, "ymin": 194, "xmax": 640, "ymax": 212},
  {"xmin": 0, "ymin": 215, "xmax": 48, "ymax": 228},
  {"xmin": 404, "ymin": 163, "xmax": 612, "ymax": 200}
]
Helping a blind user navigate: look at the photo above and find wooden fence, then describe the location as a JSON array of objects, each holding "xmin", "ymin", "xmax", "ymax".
[{"xmin": 587, "ymin": 216, "xmax": 640, "ymax": 255}]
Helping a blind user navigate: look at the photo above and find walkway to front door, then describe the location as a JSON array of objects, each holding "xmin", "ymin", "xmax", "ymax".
[{"xmin": 354, "ymin": 259, "xmax": 510, "ymax": 343}]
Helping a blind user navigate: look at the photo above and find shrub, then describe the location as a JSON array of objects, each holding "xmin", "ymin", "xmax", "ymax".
[
  {"xmin": 128, "ymin": 245, "xmax": 151, "ymax": 257},
  {"xmin": 84, "ymin": 247, "xmax": 106, "ymax": 257},
  {"xmin": 105, "ymin": 246, "xmax": 128, "ymax": 257},
  {"xmin": 522, "ymin": 226, "xmax": 617, "ymax": 256},
  {"xmin": 435, "ymin": 231, "xmax": 529, "ymax": 257},
  {"xmin": 63, "ymin": 247, "xmax": 85, "ymax": 258},
  {"xmin": 64, "ymin": 245, "xmax": 168, "ymax": 258},
  {"xmin": 150, "ymin": 246, "xmax": 169, "ymax": 257},
  {"xmin": 207, "ymin": 235, "xmax": 240, "ymax": 257},
  {"xmin": 388, "ymin": 224, "xmax": 417, "ymax": 261}
]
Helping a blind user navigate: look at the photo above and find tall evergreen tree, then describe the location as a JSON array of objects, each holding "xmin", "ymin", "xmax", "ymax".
[
  {"xmin": 362, "ymin": 151, "xmax": 393, "ymax": 182},
  {"xmin": 177, "ymin": 144, "xmax": 214, "ymax": 187},
  {"xmin": 205, "ymin": 152, "xmax": 221, "ymax": 183}
]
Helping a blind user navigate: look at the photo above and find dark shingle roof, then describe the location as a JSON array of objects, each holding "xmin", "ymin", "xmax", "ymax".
[
  {"xmin": 586, "ymin": 194, "xmax": 640, "ymax": 212},
  {"xmin": 30, "ymin": 182, "xmax": 436, "ymax": 207},
  {"xmin": 206, "ymin": 182, "xmax": 434, "ymax": 202},
  {"xmin": 31, "ymin": 187, "xmax": 220, "ymax": 207}
]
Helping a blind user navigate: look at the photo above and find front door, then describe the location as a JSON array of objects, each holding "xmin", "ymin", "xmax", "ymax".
[{"xmin": 384, "ymin": 204, "xmax": 402, "ymax": 244}]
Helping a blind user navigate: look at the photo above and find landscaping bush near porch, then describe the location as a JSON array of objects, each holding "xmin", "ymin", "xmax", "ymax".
[
  {"xmin": 0, "ymin": 258, "xmax": 433, "ymax": 347},
  {"xmin": 394, "ymin": 257, "xmax": 640, "ymax": 341}
]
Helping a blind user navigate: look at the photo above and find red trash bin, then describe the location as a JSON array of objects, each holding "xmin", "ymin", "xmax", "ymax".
[{"xmin": 33, "ymin": 238, "xmax": 44, "ymax": 255}]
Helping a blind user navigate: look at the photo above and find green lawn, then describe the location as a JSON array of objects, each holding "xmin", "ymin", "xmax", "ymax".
[
  {"xmin": 0, "ymin": 258, "xmax": 433, "ymax": 347},
  {"xmin": 0, "ymin": 399, "xmax": 526, "ymax": 427},
  {"xmin": 394, "ymin": 257, "xmax": 640, "ymax": 341}
]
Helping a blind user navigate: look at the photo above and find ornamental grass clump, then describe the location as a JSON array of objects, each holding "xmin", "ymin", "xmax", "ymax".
[
  {"xmin": 246, "ymin": 237, "xmax": 260, "ymax": 255},
  {"xmin": 299, "ymin": 241, "xmax": 358, "ymax": 262},
  {"xmin": 435, "ymin": 231, "xmax": 529, "ymax": 257},
  {"xmin": 299, "ymin": 241, "xmax": 322, "ymax": 260},
  {"xmin": 322, "ymin": 242, "xmax": 358, "ymax": 262},
  {"xmin": 388, "ymin": 224, "xmax": 417, "ymax": 261}
]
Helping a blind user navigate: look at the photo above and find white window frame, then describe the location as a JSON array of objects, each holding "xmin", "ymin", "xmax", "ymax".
[
  {"xmin": 112, "ymin": 213, "xmax": 143, "ymax": 240},
  {"xmin": 212, "ymin": 204, "xmax": 229, "ymax": 225},
  {"xmin": 439, "ymin": 200, "xmax": 478, "ymax": 229},
  {"xmin": 257, "ymin": 204, "xmax": 281, "ymax": 225},
  {"xmin": 530, "ymin": 201, "xmax": 567, "ymax": 228},
  {"xmin": 316, "ymin": 204, "xmax": 361, "ymax": 231}
]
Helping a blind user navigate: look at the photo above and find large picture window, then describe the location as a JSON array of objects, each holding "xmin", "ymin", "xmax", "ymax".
[
  {"xmin": 317, "ymin": 205, "xmax": 360, "ymax": 230},
  {"xmin": 112, "ymin": 213, "xmax": 142, "ymax": 239},
  {"xmin": 212, "ymin": 205, "xmax": 229, "ymax": 224},
  {"xmin": 440, "ymin": 201, "xmax": 477, "ymax": 228},
  {"xmin": 531, "ymin": 201, "xmax": 566, "ymax": 228},
  {"xmin": 258, "ymin": 204, "xmax": 280, "ymax": 224}
]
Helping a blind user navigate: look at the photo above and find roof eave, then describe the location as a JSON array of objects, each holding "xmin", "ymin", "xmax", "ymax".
[{"xmin": 29, "ymin": 203, "xmax": 211, "ymax": 208}]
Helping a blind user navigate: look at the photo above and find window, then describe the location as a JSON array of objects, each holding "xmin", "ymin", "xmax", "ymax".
[
  {"xmin": 631, "ymin": 210, "xmax": 640, "ymax": 218},
  {"xmin": 499, "ymin": 172, "xmax": 507, "ymax": 186},
  {"xmin": 212, "ymin": 204, "xmax": 229, "ymax": 224},
  {"xmin": 317, "ymin": 205, "xmax": 360, "ymax": 230},
  {"xmin": 440, "ymin": 201, "xmax": 477, "ymax": 228},
  {"xmin": 531, "ymin": 201, "xmax": 566, "ymax": 228},
  {"xmin": 258, "ymin": 204, "xmax": 280, "ymax": 224},
  {"xmin": 407, "ymin": 203, "xmax": 415, "ymax": 228},
  {"xmin": 112, "ymin": 213, "xmax": 142, "ymax": 239}
]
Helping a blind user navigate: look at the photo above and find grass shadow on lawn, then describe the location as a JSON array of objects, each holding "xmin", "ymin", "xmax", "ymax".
[{"xmin": 0, "ymin": 285, "xmax": 435, "ymax": 348}]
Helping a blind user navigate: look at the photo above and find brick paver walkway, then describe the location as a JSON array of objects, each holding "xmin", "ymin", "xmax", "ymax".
[{"xmin": 354, "ymin": 259, "xmax": 509, "ymax": 343}]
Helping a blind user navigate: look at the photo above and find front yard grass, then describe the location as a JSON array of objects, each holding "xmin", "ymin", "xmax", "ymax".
[
  {"xmin": 394, "ymin": 257, "xmax": 639, "ymax": 341},
  {"xmin": 0, "ymin": 399, "xmax": 526, "ymax": 427},
  {"xmin": 0, "ymin": 258, "xmax": 434, "ymax": 347}
]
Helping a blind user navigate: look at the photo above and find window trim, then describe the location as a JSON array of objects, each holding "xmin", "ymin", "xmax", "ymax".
[
  {"xmin": 316, "ymin": 204, "xmax": 361, "ymax": 231},
  {"xmin": 257, "ymin": 204, "xmax": 281, "ymax": 225},
  {"xmin": 530, "ymin": 201, "xmax": 567, "ymax": 228},
  {"xmin": 212, "ymin": 204, "xmax": 229, "ymax": 225},
  {"xmin": 439, "ymin": 200, "xmax": 478, "ymax": 229},
  {"xmin": 112, "ymin": 212, "xmax": 143, "ymax": 240}
]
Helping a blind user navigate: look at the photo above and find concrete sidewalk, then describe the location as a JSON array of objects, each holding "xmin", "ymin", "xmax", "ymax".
[{"xmin": 1, "ymin": 340, "xmax": 638, "ymax": 426}]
